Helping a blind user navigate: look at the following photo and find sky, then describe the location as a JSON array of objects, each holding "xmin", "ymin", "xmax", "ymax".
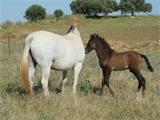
[{"xmin": 0, "ymin": 0, "xmax": 160, "ymax": 23}]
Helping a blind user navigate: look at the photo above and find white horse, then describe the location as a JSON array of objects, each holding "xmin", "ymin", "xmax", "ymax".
[{"xmin": 21, "ymin": 24, "xmax": 85, "ymax": 96}]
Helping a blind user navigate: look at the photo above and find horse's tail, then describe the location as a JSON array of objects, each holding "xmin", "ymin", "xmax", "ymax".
[
  {"xmin": 21, "ymin": 35, "xmax": 33, "ymax": 93},
  {"xmin": 140, "ymin": 54, "xmax": 154, "ymax": 72}
]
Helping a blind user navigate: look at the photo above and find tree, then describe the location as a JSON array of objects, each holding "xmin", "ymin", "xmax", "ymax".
[
  {"xmin": 70, "ymin": 0, "xmax": 118, "ymax": 17},
  {"xmin": 24, "ymin": 5, "xmax": 46, "ymax": 22},
  {"xmin": 86, "ymin": 0, "xmax": 102, "ymax": 16},
  {"xmin": 70, "ymin": 0, "xmax": 88, "ymax": 14},
  {"xmin": 54, "ymin": 9, "xmax": 64, "ymax": 21},
  {"xmin": 119, "ymin": 1, "xmax": 135, "ymax": 16},
  {"xmin": 142, "ymin": 3, "xmax": 152, "ymax": 13},
  {"xmin": 119, "ymin": 0, "xmax": 152, "ymax": 16},
  {"xmin": 100, "ymin": 0, "xmax": 118, "ymax": 16}
]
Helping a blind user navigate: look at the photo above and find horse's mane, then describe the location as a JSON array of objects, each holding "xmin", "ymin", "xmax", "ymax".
[{"xmin": 91, "ymin": 34, "xmax": 112, "ymax": 51}]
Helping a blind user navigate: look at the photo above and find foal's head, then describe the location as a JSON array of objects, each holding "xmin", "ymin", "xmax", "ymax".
[
  {"xmin": 85, "ymin": 34, "xmax": 98, "ymax": 54},
  {"xmin": 85, "ymin": 33, "xmax": 111, "ymax": 54}
]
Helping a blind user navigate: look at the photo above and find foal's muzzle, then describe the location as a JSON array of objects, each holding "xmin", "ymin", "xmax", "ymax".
[{"xmin": 85, "ymin": 48, "xmax": 89, "ymax": 54}]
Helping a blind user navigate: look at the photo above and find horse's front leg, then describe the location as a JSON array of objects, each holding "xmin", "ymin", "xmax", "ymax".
[
  {"xmin": 73, "ymin": 62, "xmax": 83, "ymax": 94},
  {"xmin": 59, "ymin": 71, "xmax": 67, "ymax": 93}
]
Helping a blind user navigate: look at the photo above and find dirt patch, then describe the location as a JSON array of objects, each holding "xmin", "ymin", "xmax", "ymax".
[
  {"xmin": 108, "ymin": 39, "xmax": 128, "ymax": 50},
  {"xmin": 65, "ymin": 15, "xmax": 88, "ymax": 26},
  {"xmin": 149, "ymin": 40, "xmax": 160, "ymax": 46}
]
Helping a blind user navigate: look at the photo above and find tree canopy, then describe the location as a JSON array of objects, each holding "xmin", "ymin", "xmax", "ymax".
[
  {"xmin": 70, "ymin": 0, "xmax": 152, "ymax": 16},
  {"xmin": 119, "ymin": 0, "xmax": 152, "ymax": 16},
  {"xmin": 70, "ymin": 0, "xmax": 118, "ymax": 16},
  {"xmin": 24, "ymin": 5, "xmax": 46, "ymax": 22},
  {"xmin": 54, "ymin": 9, "xmax": 64, "ymax": 21}
]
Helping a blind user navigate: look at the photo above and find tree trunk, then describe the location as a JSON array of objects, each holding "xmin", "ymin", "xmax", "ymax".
[
  {"xmin": 104, "ymin": 12, "xmax": 108, "ymax": 17},
  {"xmin": 131, "ymin": 11, "xmax": 134, "ymax": 16},
  {"xmin": 121, "ymin": 11, "xmax": 123, "ymax": 15}
]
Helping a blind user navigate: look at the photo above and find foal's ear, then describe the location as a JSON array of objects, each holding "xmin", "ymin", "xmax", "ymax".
[{"xmin": 90, "ymin": 33, "xmax": 97, "ymax": 38}]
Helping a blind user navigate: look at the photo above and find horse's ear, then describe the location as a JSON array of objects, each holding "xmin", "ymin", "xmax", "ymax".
[
  {"xmin": 71, "ymin": 23, "xmax": 78, "ymax": 32},
  {"xmin": 66, "ymin": 23, "xmax": 78, "ymax": 33}
]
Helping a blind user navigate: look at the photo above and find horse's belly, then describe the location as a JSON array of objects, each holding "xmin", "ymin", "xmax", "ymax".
[
  {"xmin": 51, "ymin": 59, "xmax": 76, "ymax": 70},
  {"xmin": 51, "ymin": 49, "xmax": 85, "ymax": 70}
]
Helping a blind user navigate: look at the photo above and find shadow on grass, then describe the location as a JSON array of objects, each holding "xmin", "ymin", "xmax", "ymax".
[
  {"xmin": 85, "ymin": 15, "xmax": 124, "ymax": 19},
  {"xmin": 85, "ymin": 15, "xmax": 133, "ymax": 19},
  {"xmin": 86, "ymin": 15, "xmax": 104, "ymax": 19},
  {"xmin": 93, "ymin": 86, "xmax": 101, "ymax": 95},
  {"xmin": 4, "ymin": 81, "xmax": 102, "ymax": 96},
  {"xmin": 4, "ymin": 81, "xmax": 62, "ymax": 96}
]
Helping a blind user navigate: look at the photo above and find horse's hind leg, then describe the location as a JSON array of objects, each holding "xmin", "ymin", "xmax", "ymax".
[
  {"xmin": 102, "ymin": 69, "xmax": 114, "ymax": 97},
  {"xmin": 130, "ymin": 69, "xmax": 146, "ymax": 95},
  {"xmin": 59, "ymin": 71, "xmax": 67, "ymax": 92},
  {"xmin": 73, "ymin": 62, "xmax": 82, "ymax": 94},
  {"xmin": 41, "ymin": 66, "xmax": 51, "ymax": 96},
  {"xmin": 29, "ymin": 54, "xmax": 36, "ymax": 94}
]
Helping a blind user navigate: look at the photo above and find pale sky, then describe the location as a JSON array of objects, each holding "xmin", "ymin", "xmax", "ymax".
[{"xmin": 0, "ymin": 0, "xmax": 159, "ymax": 23}]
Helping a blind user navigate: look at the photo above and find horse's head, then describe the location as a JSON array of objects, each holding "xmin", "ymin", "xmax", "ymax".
[{"xmin": 85, "ymin": 33, "xmax": 98, "ymax": 54}]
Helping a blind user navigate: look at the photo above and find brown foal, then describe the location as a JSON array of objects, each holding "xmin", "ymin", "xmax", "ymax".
[{"xmin": 85, "ymin": 34, "xmax": 154, "ymax": 96}]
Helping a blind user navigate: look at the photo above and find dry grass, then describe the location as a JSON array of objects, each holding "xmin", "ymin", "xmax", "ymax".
[{"xmin": 0, "ymin": 15, "xmax": 160, "ymax": 120}]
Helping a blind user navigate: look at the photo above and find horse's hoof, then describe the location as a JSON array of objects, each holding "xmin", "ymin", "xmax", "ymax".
[{"xmin": 44, "ymin": 91, "xmax": 49, "ymax": 96}]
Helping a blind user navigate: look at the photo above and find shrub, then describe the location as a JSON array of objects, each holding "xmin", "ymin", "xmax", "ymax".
[
  {"xmin": 53, "ymin": 9, "xmax": 64, "ymax": 21},
  {"xmin": 80, "ymin": 80, "xmax": 92, "ymax": 94},
  {"xmin": 24, "ymin": 4, "xmax": 46, "ymax": 22}
]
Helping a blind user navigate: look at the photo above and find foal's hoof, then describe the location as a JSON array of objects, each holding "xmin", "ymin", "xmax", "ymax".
[
  {"xmin": 99, "ymin": 91, "xmax": 103, "ymax": 96},
  {"xmin": 142, "ymin": 91, "xmax": 145, "ymax": 96}
]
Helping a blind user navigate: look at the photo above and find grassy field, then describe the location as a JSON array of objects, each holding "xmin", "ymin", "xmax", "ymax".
[{"xmin": 0, "ymin": 15, "xmax": 160, "ymax": 120}]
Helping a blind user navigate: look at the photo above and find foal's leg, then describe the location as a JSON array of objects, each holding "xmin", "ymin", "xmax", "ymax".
[
  {"xmin": 131, "ymin": 70, "xmax": 142, "ymax": 91},
  {"xmin": 100, "ymin": 75, "xmax": 105, "ymax": 96},
  {"xmin": 138, "ymin": 73, "xmax": 146, "ymax": 95},
  {"xmin": 73, "ymin": 62, "xmax": 82, "ymax": 94},
  {"xmin": 101, "ymin": 70, "xmax": 114, "ymax": 97},
  {"xmin": 59, "ymin": 71, "xmax": 67, "ymax": 92},
  {"xmin": 41, "ymin": 66, "xmax": 51, "ymax": 96},
  {"xmin": 131, "ymin": 70, "xmax": 146, "ymax": 95},
  {"xmin": 101, "ymin": 69, "xmax": 115, "ymax": 97}
]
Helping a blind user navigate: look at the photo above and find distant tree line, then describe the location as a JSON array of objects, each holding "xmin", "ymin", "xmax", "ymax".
[
  {"xmin": 24, "ymin": 0, "xmax": 152, "ymax": 22},
  {"xmin": 70, "ymin": 0, "xmax": 152, "ymax": 16}
]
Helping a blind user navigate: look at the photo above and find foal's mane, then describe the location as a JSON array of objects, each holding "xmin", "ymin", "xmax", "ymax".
[{"xmin": 92, "ymin": 34, "xmax": 112, "ymax": 51}]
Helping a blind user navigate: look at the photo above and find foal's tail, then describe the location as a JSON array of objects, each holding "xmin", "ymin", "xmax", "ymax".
[
  {"xmin": 21, "ymin": 35, "xmax": 33, "ymax": 93},
  {"xmin": 140, "ymin": 54, "xmax": 154, "ymax": 72}
]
